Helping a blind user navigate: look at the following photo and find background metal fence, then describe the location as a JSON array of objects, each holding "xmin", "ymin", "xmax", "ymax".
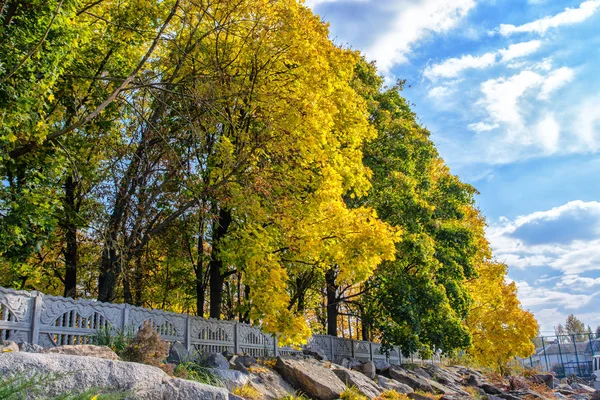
[
  {"xmin": 0, "ymin": 286, "xmax": 439, "ymax": 365},
  {"xmin": 516, "ymin": 334, "xmax": 600, "ymax": 379}
]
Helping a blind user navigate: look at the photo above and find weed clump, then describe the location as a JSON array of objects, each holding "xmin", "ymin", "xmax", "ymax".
[
  {"xmin": 340, "ymin": 386, "xmax": 368, "ymax": 400},
  {"xmin": 232, "ymin": 383, "xmax": 262, "ymax": 400}
]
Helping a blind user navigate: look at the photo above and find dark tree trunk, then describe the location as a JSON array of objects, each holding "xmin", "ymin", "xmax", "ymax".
[
  {"xmin": 326, "ymin": 267, "xmax": 338, "ymax": 337},
  {"xmin": 360, "ymin": 305, "xmax": 370, "ymax": 341},
  {"xmin": 98, "ymin": 242, "xmax": 120, "ymax": 302},
  {"xmin": 195, "ymin": 215, "xmax": 206, "ymax": 316},
  {"xmin": 241, "ymin": 284, "xmax": 250, "ymax": 323},
  {"xmin": 62, "ymin": 175, "xmax": 78, "ymax": 298},
  {"xmin": 209, "ymin": 208, "xmax": 232, "ymax": 319}
]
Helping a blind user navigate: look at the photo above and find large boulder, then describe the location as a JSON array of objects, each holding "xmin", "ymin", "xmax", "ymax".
[
  {"xmin": 200, "ymin": 353, "xmax": 231, "ymax": 370},
  {"xmin": 248, "ymin": 366, "xmax": 296, "ymax": 400},
  {"xmin": 275, "ymin": 357, "xmax": 345, "ymax": 400},
  {"xmin": 42, "ymin": 344, "xmax": 120, "ymax": 361},
  {"xmin": 388, "ymin": 366, "xmax": 434, "ymax": 393},
  {"xmin": 361, "ymin": 361, "xmax": 376, "ymax": 379},
  {"xmin": 167, "ymin": 342, "xmax": 190, "ymax": 365},
  {"xmin": 376, "ymin": 375, "xmax": 413, "ymax": 393},
  {"xmin": 332, "ymin": 366, "xmax": 382, "ymax": 398},
  {"xmin": 0, "ymin": 351, "xmax": 229, "ymax": 399},
  {"xmin": 373, "ymin": 359, "xmax": 391, "ymax": 374},
  {"xmin": 303, "ymin": 347, "xmax": 327, "ymax": 361},
  {"xmin": 464, "ymin": 374, "xmax": 502, "ymax": 395},
  {"xmin": 209, "ymin": 368, "xmax": 250, "ymax": 391}
]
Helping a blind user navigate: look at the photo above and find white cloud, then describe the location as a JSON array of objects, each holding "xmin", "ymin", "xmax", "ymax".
[
  {"xmin": 479, "ymin": 70, "xmax": 544, "ymax": 126},
  {"xmin": 488, "ymin": 201, "xmax": 600, "ymax": 274},
  {"xmin": 366, "ymin": 0, "xmax": 477, "ymax": 73},
  {"xmin": 515, "ymin": 280, "xmax": 593, "ymax": 309},
  {"xmin": 467, "ymin": 122, "xmax": 499, "ymax": 132},
  {"xmin": 498, "ymin": 0, "xmax": 600, "ymax": 36},
  {"xmin": 535, "ymin": 114, "xmax": 560, "ymax": 152},
  {"xmin": 428, "ymin": 86, "xmax": 452, "ymax": 98},
  {"xmin": 556, "ymin": 275, "xmax": 600, "ymax": 291},
  {"xmin": 499, "ymin": 40, "xmax": 542, "ymax": 61},
  {"xmin": 575, "ymin": 97, "xmax": 600, "ymax": 151},
  {"xmin": 424, "ymin": 53, "xmax": 496, "ymax": 80},
  {"xmin": 424, "ymin": 40, "xmax": 542, "ymax": 81},
  {"xmin": 539, "ymin": 67, "xmax": 575, "ymax": 100}
]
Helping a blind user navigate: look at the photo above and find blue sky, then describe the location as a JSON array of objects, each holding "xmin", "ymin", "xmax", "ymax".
[{"xmin": 306, "ymin": 0, "xmax": 600, "ymax": 336}]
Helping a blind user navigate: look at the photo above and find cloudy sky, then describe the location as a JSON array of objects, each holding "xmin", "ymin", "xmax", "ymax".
[{"xmin": 305, "ymin": 0, "xmax": 600, "ymax": 336}]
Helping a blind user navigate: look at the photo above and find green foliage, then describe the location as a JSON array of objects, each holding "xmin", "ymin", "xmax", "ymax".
[
  {"xmin": 173, "ymin": 362, "xmax": 222, "ymax": 387},
  {"xmin": 92, "ymin": 325, "xmax": 134, "ymax": 357}
]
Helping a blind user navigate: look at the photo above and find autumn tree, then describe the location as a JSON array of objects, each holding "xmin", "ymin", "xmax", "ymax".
[{"xmin": 466, "ymin": 261, "xmax": 538, "ymax": 371}]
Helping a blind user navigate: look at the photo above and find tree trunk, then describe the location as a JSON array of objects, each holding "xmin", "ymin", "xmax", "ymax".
[
  {"xmin": 209, "ymin": 208, "xmax": 232, "ymax": 319},
  {"xmin": 62, "ymin": 175, "xmax": 78, "ymax": 298},
  {"xmin": 195, "ymin": 214, "xmax": 206, "ymax": 316},
  {"xmin": 326, "ymin": 267, "xmax": 338, "ymax": 337}
]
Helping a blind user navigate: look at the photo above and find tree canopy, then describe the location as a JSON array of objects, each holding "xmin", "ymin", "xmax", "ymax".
[{"xmin": 0, "ymin": 0, "xmax": 537, "ymax": 363}]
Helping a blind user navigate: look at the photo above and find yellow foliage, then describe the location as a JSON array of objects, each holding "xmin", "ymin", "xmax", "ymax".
[
  {"xmin": 466, "ymin": 260, "xmax": 539, "ymax": 371},
  {"xmin": 233, "ymin": 384, "xmax": 263, "ymax": 400},
  {"xmin": 374, "ymin": 390, "xmax": 411, "ymax": 400},
  {"xmin": 340, "ymin": 386, "xmax": 368, "ymax": 400}
]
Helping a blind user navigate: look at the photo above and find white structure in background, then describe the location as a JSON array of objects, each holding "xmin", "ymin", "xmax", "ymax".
[{"xmin": 593, "ymin": 355, "xmax": 600, "ymax": 389}]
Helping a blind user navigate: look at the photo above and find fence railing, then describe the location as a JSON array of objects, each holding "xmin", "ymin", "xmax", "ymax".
[
  {"xmin": 516, "ymin": 334, "xmax": 600, "ymax": 379},
  {"xmin": 0, "ymin": 286, "xmax": 437, "ymax": 364}
]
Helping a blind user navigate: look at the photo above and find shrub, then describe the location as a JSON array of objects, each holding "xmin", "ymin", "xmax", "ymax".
[
  {"xmin": 232, "ymin": 384, "xmax": 262, "ymax": 400},
  {"xmin": 173, "ymin": 362, "xmax": 222, "ymax": 387},
  {"xmin": 340, "ymin": 386, "xmax": 368, "ymax": 400},
  {"xmin": 122, "ymin": 322, "xmax": 168, "ymax": 367}
]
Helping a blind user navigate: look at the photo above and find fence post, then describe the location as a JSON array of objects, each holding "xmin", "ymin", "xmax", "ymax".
[
  {"xmin": 351, "ymin": 338, "xmax": 355, "ymax": 359},
  {"xmin": 185, "ymin": 315, "xmax": 191, "ymax": 352},
  {"xmin": 541, "ymin": 336, "xmax": 550, "ymax": 371},
  {"xmin": 122, "ymin": 304, "xmax": 129, "ymax": 331},
  {"xmin": 369, "ymin": 342, "xmax": 373, "ymax": 361},
  {"xmin": 30, "ymin": 294, "xmax": 43, "ymax": 345},
  {"xmin": 399, "ymin": 346, "xmax": 402, "ymax": 365},
  {"xmin": 273, "ymin": 335, "xmax": 278, "ymax": 357},
  {"xmin": 557, "ymin": 336, "xmax": 565, "ymax": 378},
  {"xmin": 234, "ymin": 323, "xmax": 240, "ymax": 355},
  {"xmin": 589, "ymin": 333, "xmax": 595, "ymax": 368},
  {"xmin": 330, "ymin": 336, "xmax": 335, "ymax": 361},
  {"xmin": 573, "ymin": 334, "xmax": 582, "ymax": 377}
]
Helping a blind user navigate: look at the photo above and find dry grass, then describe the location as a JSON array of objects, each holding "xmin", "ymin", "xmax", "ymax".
[
  {"xmin": 527, "ymin": 382, "xmax": 557, "ymax": 399},
  {"xmin": 258, "ymin": 358, "xmax": 277, "ymax": 369},
  {"xmin": 277, "ymin": 392, "xmax": 309, "ymax": 400}
]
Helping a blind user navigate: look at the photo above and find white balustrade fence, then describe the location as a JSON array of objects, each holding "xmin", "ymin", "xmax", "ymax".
[{"xmin": 0, "ymin": 286, "xmax": 438, "ymax": 364}]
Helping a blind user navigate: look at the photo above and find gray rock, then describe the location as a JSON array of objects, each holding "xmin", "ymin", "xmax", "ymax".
[
  {"xmin": 200, "ymin": 353, "xmax": 231, "ymax": 370},
  {"xmin": 408, "ymin": 393, "xmax": 433, "ymax": 400},
  {"xmin": 388, "ymin": 366, "xmax": 434, "ymax": 393},
  {"xmin": 165, "ymin": 378, "xmax": 231, "ymax": 400},
  {"xmin": 572, "ymin": 382, "xmax": 596, "ymax": 393},
  {"xmin": 338, "ymin": 357, "xmax": 362, "ymax": 370},
  {"xmin": 376, "ymin": 375, "xmax": 414, "ymax": 393},
  {"xmin": 235, "ymin": 355, "xmax": 257, "ymax": 368},
  {"xmin": 333, "ymin": 366, "xmax": 382, "ymax": 398},
  {"xmin": 248, "ymin": 366, "xmax": 297, "ymax": 400},
  {"xmin": 361, "ymin": 361, "xmax": 376, "ymax": 379},
  {"xmin": 413, "ymin": 367, "xmax": 432, "ymax": 380},
  {"xmin": 374, "ymin": 359, "xmax": 391, "ymax": 374},
  {"xmin": 303, "ymin": 347, "xmax": 327, "ymax": 361},
  {"xmin": 493, "ymin": 393, "xmax": 521, "ymax": 400},
  {"xmin": 532, "ymin": 373, "xmax": 556, "ymax": 389},
  {"xmin": 168, "ymin": 342, "xmax": 190, "ymax": 364},
  {"xmin": 18, "ymin": 342, "xmax": 43, "ymax": 353},
  {"xmin": 465, "ymin": 374, "xmax": 502, "ymax": 395},
  {"xmin": 0, "ymin": 351, "xmax": 229, "ymax": 399},
  {"xmin": 209, "ymin": 368, "xmax": 250, "ymax": 390},
  {"xmin": 275, "ymin": 356, "xmax": 345, "ymax": 400},
  {"xmin": 42, "ymin": 344, "xmax": 120, "ymax": 361},
  {"xmin": 0, "ymin": 340, "xmax": 19, "ymax": 353}
]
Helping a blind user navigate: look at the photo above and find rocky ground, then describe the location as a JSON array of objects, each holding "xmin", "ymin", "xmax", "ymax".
[{"xmin": 1, "ymin": 340, "xmax": 598, "ymax": 400}]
